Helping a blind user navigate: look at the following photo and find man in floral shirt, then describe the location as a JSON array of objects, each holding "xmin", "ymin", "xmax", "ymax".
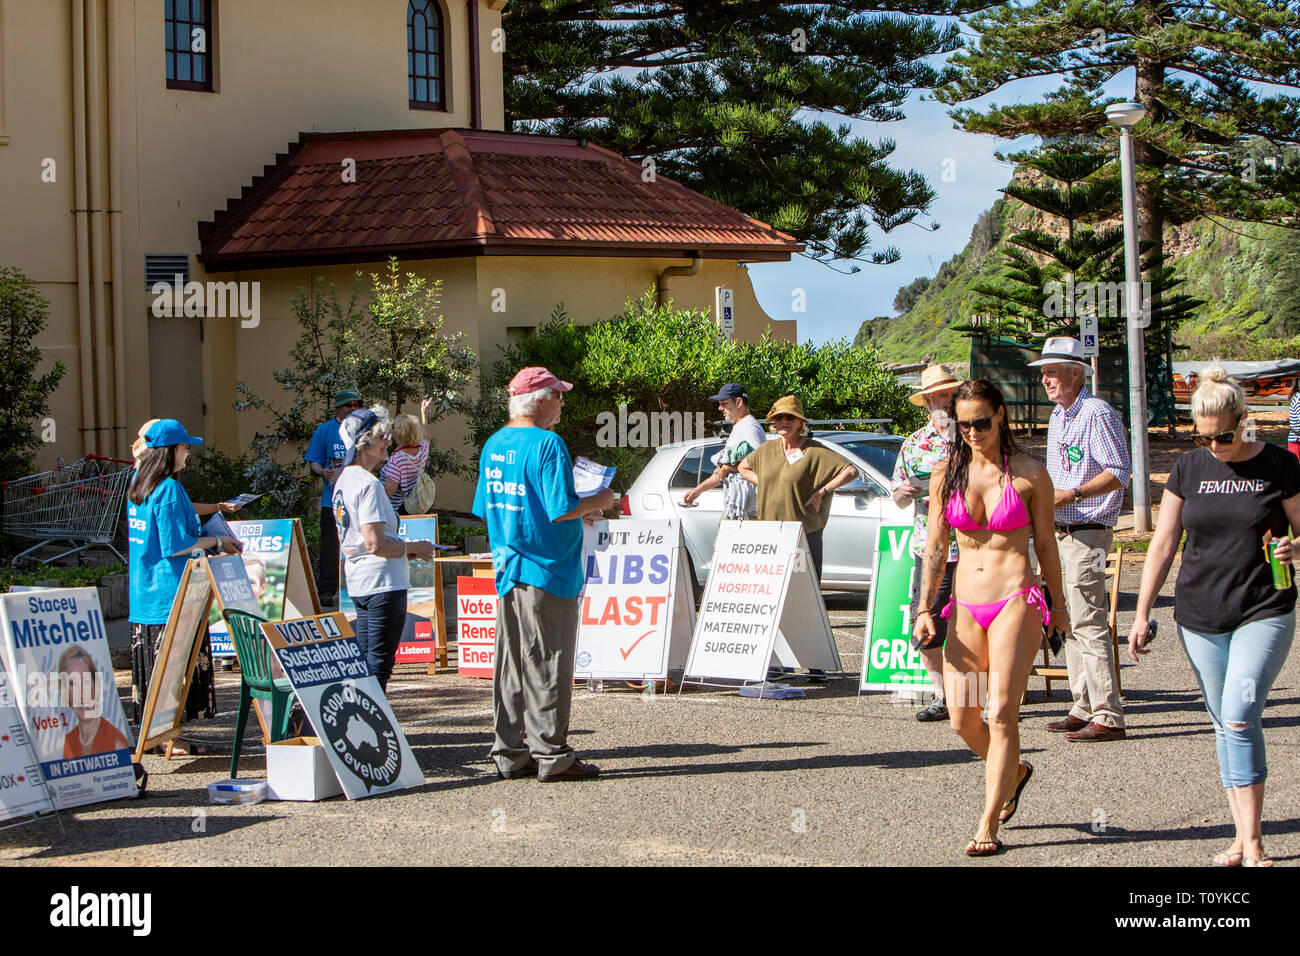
[{"xmin": 890, "ymin": 365, "xmax": 961, "ymax": 722}]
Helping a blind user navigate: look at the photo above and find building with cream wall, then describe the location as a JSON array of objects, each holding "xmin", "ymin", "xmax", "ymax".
[{"xmin": 0, "ymin": 0, "xmax": 798, "ymax": 509}]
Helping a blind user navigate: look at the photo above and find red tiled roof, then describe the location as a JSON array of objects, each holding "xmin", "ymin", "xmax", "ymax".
[{"xmin": 197, "ymin": 128, "xmax": 802, "ymax": 269}]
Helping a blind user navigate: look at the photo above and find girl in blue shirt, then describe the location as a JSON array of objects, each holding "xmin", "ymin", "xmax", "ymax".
[{"xmin": 127, "ymin": 419, "xmax": 242, "ymax": 745}]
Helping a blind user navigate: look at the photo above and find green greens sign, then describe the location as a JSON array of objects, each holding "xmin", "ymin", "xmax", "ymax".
[{"xmin": 860, "ymin": 525, "xmax": 931, "ymax": 692}]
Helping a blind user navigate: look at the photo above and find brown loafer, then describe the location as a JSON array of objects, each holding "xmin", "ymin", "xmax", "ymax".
[
  {"xmin": 1065, "ymin": 722, "xmax": 1126, "ymax": 742},
  {"xmin": 539, "ymin": 759, "xmax": 600, "ymax": 782},
  {"xmin": 495, "ymin": 760, "xmax": 538, "ymax": 780},
  {"xmin": 1045, "ymin": 715, "xmax": 1090, "ymax": 733}
]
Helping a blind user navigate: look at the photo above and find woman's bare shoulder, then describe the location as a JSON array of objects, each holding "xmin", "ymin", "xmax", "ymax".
[{"xmin": 1010, "ymin": 451, "xmax": 1047, "ymax": 480}]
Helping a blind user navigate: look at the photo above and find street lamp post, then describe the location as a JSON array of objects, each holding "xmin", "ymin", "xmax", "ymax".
[{"xmin": 1107, "ymin": 101, "xmax": 1152, "ymax": 534}]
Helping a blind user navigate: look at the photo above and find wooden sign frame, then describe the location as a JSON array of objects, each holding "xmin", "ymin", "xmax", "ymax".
[
  {"xmin": 283, "ymin": 518, "xmax": 323, "ymax": 621},
  {"xmin": 133, "ymin": 559, "xmax": 214, "ymax": 759}
]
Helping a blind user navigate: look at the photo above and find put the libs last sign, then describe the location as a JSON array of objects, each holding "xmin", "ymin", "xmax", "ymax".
[
  {"xmin": 263, "ymin": 612, "xmax": 424, "ymax": 800},
  {"xmin": 456, "ymin": 578, "xmax": 497, "ymax": 678}
]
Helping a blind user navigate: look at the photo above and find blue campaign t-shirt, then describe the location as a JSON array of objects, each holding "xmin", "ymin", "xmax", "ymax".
[
  {"xmin": 304, "ymin": 418, "xmax": 347, "ymax": 508},
  {"xmin": 472, "ymin": 426, "xmax": 582, "ymax": 599},
  {"xmin": 127, "ymin": 476, "xmax": 203, "ymax": 625}
]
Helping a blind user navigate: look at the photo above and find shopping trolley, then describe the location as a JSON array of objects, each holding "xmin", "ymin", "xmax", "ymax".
[{"xmin": 1, "ymin": 455, "xmax": 134, "ymax": 566}]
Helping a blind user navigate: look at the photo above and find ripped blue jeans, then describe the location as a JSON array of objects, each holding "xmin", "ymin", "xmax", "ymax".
[{"xmin": 1178, "ymin": 610, "xmax": 1295, "ymax": 789}]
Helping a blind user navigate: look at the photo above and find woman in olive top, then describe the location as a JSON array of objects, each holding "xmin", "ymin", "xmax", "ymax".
[
  {"xmin": 127, "ymin": 419, "xmax": 242, "ymax": 748},
  {"xmin": 738, "ymin": 395, "xmax": 858, "ymax": 680},
  {"xmin": 1129, "ymin": 368, "xmax": 1300, "ymax": 867}
]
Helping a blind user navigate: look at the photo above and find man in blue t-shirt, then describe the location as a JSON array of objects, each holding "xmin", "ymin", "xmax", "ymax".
[
  {"xmin": 473, "ymin": 367, "xmax": 615, "ymax": 782},
  {"xmin": 305, "ymin": 389, "xmax": 363, "ymax": 605}
]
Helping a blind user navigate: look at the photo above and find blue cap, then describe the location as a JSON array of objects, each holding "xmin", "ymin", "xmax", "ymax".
[
  {"xmin": 145, "ymin": 419, "xmax": 204, "ymax": 448},
  {"xmin": 707, "ymin": 383, "xmax": 748, "ymax": 402},
  {"xmin": 340, "ymin": 408, "xmax": 380, "ymax": 466}
]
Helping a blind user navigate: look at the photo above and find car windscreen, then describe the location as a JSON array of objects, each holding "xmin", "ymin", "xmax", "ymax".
[{"xmin": 830, "ymin": 438, "xmax": 902, "ymax": 478}]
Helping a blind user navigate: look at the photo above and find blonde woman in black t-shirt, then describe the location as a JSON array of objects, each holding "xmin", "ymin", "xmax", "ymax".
[{"xmin": 1129, "ymin": 367, "xmax": 1300, "ymax": 867}]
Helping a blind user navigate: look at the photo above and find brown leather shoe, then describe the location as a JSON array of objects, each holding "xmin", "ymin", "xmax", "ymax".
[
  {"xmin": 1045, "ymin": 715, "xmax": 1090, "ymax": 733},
  {"xmin": 539, "ymin": 759, "xmax": 601, "ymax": 782},
  {"xmin": 1065, "ymin": 722, "xmax": 1126, "ymax": 742}
]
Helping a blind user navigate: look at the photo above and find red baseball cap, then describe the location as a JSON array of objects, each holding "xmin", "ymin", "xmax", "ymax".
[{"xmin": 507, "ymin": 366, "xmax": 573, "ymax": 396}]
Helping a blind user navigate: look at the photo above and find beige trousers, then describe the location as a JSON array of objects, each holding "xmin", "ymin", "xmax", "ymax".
[{"xmin": 1057, "ymin": 528, "xmax": 1124, "ymax": 728}]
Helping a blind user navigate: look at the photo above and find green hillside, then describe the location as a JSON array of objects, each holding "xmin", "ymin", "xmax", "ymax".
[{"xmin": 858, "ymin": 181, "xmax": 1300, "ymax": 364}]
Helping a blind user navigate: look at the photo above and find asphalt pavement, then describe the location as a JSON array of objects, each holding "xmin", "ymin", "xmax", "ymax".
[{"xmin": 2, "ymin": 555, "xmax": 1297, "ymax": 866}]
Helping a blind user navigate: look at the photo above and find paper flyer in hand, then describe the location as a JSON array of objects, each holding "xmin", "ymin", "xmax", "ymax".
[
  {"xmin": 224, "ymin": 493, "xmax": 262, "ymax": 508},
  {"xmin": 573, "ymin": 457, "xmax": 616, "ymax": 498},
  {"xmin": 201, "ymin": 511, "xmax": 236, "ymax": 543}
]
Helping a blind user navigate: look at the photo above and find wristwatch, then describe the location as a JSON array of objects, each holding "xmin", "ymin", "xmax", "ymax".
[{"xmin": 1073, "ymin": 488, "xmax": 1083, "ymax": 504}]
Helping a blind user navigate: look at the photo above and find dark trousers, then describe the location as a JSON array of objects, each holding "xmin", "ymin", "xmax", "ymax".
[
  {"xmin": 806, "ymin": 529, "xmax": 824, "ymax": 582},
  {"xmin": 318, "ymin": 506, "xmax": 339, "ymax": 598},
  {"xmin": 352, "ymin": 589, "xmax": 407, "ymax": 692}
]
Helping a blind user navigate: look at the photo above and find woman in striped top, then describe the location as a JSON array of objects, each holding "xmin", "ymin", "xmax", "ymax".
[
  {"xmin": 1288, "ymin": 381, "xmax": 1300, "ymax": 463},
  {"xmin": 382, "ymin": 397, "xmax": 432, "ymax": 512}
]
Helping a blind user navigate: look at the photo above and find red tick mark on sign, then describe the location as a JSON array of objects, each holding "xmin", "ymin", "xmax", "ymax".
[{"xmin": 619, "ymin": 630, "xmax": 655, "ymax": 660}]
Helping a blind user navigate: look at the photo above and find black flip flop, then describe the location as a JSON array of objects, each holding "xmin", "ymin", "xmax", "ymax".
[
  {"xmin": 966, "ymin": 838, "xmax": 1004, "ymax": 857},
  {"xmin": 999, "ymin": 761, "xmax": 1034, "ymax": 825}
]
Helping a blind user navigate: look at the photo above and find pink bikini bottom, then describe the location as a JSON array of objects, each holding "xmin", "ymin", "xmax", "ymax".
[{"xmin": 942, "ymin": 585, "xmax": 1050, "ymax": 631}]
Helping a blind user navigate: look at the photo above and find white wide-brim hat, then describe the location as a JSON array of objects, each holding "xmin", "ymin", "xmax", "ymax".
[{"xmin": 1028, "ymin": 336, "xmax": 1093, "ymax": 375}]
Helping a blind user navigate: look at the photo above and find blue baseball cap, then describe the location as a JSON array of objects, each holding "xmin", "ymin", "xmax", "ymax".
[
  {"xmin": 340, "ymin": 408, "xmax": 380, "ymax": 465},
  {"xmin": 707, "ymin": 383, "xmax": 749, "ymax": 402},
  {"xmin": 145, "ymin": 419, "xmax": 204, "ymax": 448}
]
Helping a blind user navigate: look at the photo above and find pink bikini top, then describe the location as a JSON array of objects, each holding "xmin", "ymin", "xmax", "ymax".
[{"xmin": 944, "ymin": 458, "xmax": 1030, "ymax": 533}]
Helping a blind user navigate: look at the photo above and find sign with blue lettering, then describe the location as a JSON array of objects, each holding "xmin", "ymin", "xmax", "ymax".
[
  {"xmin": 264, "ymin": 613, "xmax": 424, "ymax": 800},
  {"xmin": 208, "ymin": 518, "xmax": 305, "ymax": 658},
  {"xmin": 0, "ymin": 588, "xmax": 137, "ymax": 809}
]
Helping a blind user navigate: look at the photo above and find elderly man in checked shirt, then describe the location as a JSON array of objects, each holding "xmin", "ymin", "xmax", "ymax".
[{"xmin": 1030, "ymin": 337, "xmax": 1132, "ymax": 742}]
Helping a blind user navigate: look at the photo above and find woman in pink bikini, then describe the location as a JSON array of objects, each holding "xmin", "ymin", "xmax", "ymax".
[{"xmin": 913, "ymin": 380, "xmax": 1070, "ymax": 856}]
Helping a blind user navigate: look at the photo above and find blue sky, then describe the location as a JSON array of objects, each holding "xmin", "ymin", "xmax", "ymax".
[{"xmin": 748, "ymin": 70, "xmax": 1137, "ymax": 345}]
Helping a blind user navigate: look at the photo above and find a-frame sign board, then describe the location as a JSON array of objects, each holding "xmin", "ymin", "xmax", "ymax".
[
  {"xmin": 574, "ymin": 519, "xmax": 697, "ymax": 682},
  {"xmin": 0, "ymin": 655, "xmax": 60, "ymax": 831},
  {"xmin": 134, "ymin": 559, "xmax": 214, "ymax": 760},
  {"xmin": 135, "ymin": 554, "xmax": 283, "ymax": 761},
  {"xmin": 682, "ymin": 520, "xmax": 840, "ymax": 693}
]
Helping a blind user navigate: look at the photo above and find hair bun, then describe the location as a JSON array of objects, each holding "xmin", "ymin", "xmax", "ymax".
[{"xmin": 1203, "ymin": 365, "xmax": 1230, "ymax": 383}]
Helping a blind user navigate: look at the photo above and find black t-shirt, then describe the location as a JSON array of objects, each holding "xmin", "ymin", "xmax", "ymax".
[{"xmin": 1166, "ymin": 442, "xmax": 1300, "ymax": 632}]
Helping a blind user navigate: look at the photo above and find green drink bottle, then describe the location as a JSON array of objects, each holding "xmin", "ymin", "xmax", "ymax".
[{"xmin": 1268, "ymin": 539, "xmax": 1292, "ymax": 590}]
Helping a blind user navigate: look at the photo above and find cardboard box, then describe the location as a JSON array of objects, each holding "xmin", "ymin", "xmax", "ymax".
[{"xmin": 266, "ymin": 737, "xmax": 343, "ymax": 801}]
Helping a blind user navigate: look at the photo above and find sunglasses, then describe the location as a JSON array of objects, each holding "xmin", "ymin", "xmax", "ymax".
[
  {"xmin": 771, "ymin": 414, "xmax": 799, "ymax": 423},
  {"xmin": 1192, "ymin": 430, "xmax": 1236, "ymax": 447},
  {"xmin": 343, "ymin": 402, "xmax": 362, "ymax": 409},
  {"xmin": 956, "ymin": 416, "xmax": 994, "ymax": 433}
]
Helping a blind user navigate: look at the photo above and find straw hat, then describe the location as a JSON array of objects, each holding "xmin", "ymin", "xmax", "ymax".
[
  {"xmin": 909, "ymin": 364, "xmax": 962, "ymax": 406},
  {"xmin": 765, "ymin": 395, "xmax": 807, "ymax": 423}
]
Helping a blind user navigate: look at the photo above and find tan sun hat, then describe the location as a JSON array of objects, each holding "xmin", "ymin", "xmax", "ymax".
[
  {"xmin": 909, "ymin": 364, "xmax": 962, "ymax": 406},
  {"xmin": 765, "ymin": 395, "xmax": 807, "ymax": 423}
]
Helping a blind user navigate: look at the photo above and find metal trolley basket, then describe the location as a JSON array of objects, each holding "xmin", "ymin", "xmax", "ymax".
[{"xmin": 1, "ymin": 455, "xmax": 134, "ymax": 566}]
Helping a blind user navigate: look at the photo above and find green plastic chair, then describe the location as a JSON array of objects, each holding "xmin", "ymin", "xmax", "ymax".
[{"xmin": 222, "ymin": 608, "xmax": 298, "ymax": 778}]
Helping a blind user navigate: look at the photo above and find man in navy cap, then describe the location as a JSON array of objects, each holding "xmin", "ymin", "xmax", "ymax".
[
  {"xmin": 682, "ymin": 384, "xmax": 767, "ymax": 515},
  {"xmin": 305, "ymin": 388, "xmax": 363, "ymax": 606}
]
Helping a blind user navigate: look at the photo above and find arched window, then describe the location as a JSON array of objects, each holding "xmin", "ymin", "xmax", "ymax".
[{"xmin": 408, "ymin": 0, "xmax": 445, "ymax": 110}]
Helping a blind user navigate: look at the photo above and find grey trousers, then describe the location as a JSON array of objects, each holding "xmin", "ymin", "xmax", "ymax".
[
  {"xmin": 491, "ymin": 583, "xmax": 580, "ymax": 776},
  {"xmin": 1058, "ymin": 528, "xmax": 1125, "ymax": 728}
]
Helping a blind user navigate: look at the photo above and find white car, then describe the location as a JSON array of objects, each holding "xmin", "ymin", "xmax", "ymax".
[{"xmin": 625, "ymin": 430, "xmax": 909, "ymax": 591}]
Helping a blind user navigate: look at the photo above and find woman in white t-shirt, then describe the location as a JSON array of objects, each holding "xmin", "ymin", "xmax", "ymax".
[
  {"xmin": 382, "ymin": 397, "xmax": 432, "ymax": 513},
  {"xmin": 333, "ymin": 406, "xmax": 435, "ymax": 691}
]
